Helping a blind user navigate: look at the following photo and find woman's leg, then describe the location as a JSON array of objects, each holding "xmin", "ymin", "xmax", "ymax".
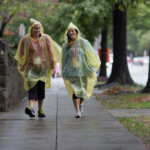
[
  {"xmin": 37, "ymin": 81, "xmax": 45, "ymax": 109},
  {"xmin": 37, "ymin": 81, "xmax": 46, "ymax": 117},
  {"xmin": 29, "ymin": 100, "xmax": 36, "ymax": 108},
  {"xmin": 72, "ymin": 94, "xmax": 81, "ymax": 118},
  {"xmin": 79, "ymin": 98, "xmax": 84, "ymax": 113},
  {"xmin": 73, "ymin": 98, "xmax": 80, "ymax": 111},
  {"xmin": 80, "ymin": 98, "xmax": 84, "ymax": 105},
  {"xmin": 38, "ymin": 99, "xmax": 46, "ymax": 117},
  {"xmin": 28, "ymin": 85, "xmax": 37, "ymax": 109},
  {"xmin": 25, "ymin": 84, "xmax": 38, "ymax": 117},
  {"xmin": 38, "ymin": 99, "xmax": 44, "ymax": 110}
]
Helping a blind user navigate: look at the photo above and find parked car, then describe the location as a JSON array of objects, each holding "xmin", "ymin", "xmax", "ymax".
[
  {"xmin": 127, "ymin": 56, "xmax": 131, "ymax": 62},
  {"xmin": 133, "ymin": 57, "xmax": 144, "ymax": 65}
]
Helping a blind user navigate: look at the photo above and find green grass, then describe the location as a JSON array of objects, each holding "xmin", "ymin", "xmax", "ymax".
[
  {"xmin": 117, "ymin": 116, "xmax": 150, "ymax": 149},
  {"xmin": 97, "ymin": 93, "xmax": 150, "ymax": 109}
]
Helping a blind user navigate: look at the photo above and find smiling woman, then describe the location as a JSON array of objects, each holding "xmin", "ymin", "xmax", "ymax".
[
  {"xmin": 15, "ymin": 18, "xmax": 61, "ymax": 118},
  {"xmin": 61, "ymin": 22, "xmax": 101, "ymax": 118}
]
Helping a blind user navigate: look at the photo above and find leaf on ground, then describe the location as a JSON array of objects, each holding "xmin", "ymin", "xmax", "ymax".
[
  {"xmin": 103, "ymin": 86, "xmax": 136, "ymax": 95},
  {"xmin": 129, "ymin": 96, "xmax": 150, "ymax": 103}
]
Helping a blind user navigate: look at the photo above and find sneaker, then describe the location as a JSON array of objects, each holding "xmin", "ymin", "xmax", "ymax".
[
  {"xmin": 38, "ymin": 109, "xmax": 46, "ymax": 117},
  {"xmin": 80, "ymin": 104, "xmax": 83, "ymax": 113},
  {"xmin": 75, "ymin": 110, "xmax": 81, "ymax": 118},
  {"xmin": 25, "ymin": 107, "xmax": 35, "ymax": 117}
]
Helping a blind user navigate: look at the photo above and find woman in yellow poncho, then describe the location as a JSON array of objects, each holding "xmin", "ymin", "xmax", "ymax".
[
  {"xmin": 16, "ymin": 18, "xmax": 61, "ymax": 118},
  {"xmin": 61, "ymin": 22, "xmax": 101, "ymax": 118}
]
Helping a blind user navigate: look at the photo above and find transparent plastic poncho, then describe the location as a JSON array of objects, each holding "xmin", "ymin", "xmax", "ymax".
[
  {"xmin": 15, "ymin": 19, "xmax": 61, "ymax": 91},
  {"xmin": 61, "ymin": 22, "xmax": 101, "ymax": 99}
]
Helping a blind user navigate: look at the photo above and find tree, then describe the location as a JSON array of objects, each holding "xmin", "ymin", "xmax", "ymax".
[
  {"xmin": 99, "ymin": 27, "xmax": 108, "ymax": 77},
  {"xmin": 143, "ymin": 45, "xmax": 150, "ymax": 92},
  {"xmin": 107, "ymin": 3, "xmax": 134, "ymax": 84},
  {"xmin": 106, "ymin": 0, "xmax": 146, "ymax": 85},
  {"xmin": 0, "ymin": 0, "xmax": 26, "ymax": 38}
]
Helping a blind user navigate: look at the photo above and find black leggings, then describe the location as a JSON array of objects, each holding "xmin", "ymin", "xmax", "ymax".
[{"xmin": 28, "ymin": 81, "xmax": 45, "ymax": 100}]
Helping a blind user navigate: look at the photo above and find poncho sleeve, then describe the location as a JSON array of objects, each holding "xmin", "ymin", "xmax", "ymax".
[
  {"xmin": 60, "ymin": 44, "xmax": 65, "ymax": 69},
  {"xmin": 45, "ymin": 35, "xmax": 54, "ymax": 69},
  {"xmin": 80, "ymin": 38, "xmax": 101, "ymax": 73},
  {"xmin": 45, "ymin": 35, "xmax": 61, "ymax": 68},
  {"xmin": 15, "ymin": 36, "xmax": 28, "ymax": 73}
]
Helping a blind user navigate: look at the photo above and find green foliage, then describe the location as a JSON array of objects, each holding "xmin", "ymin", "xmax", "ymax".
[
  {"xmin": 128, "ymin": 3, "xmax": 150, "ymax": 31},
  {"xmin": 46, "ymin": 0, "xmax": 111, "ymax": 44},
  {"xmin": 0, "ymin": 0, "xmax": 30, "ymax": 45},
  {"xmin": 8, "ymin": 48, "xmax": 17, "ymax": 60},
  {"xmin": 127, "ymin": 3, "xmax": 150, "ymax": 55},
  {"xmin": 1, "ymin": 0, "xmax": 149, "ymax": 56}
]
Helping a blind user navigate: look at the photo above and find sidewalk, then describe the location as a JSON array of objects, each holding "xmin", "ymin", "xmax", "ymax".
[
  {"xmin": 108, "ymin": 109, "xmax": 150, "ymax": 117},
  {"xmin": 0, "ymin": 78, "xmax": 147, "ymax": 150}
]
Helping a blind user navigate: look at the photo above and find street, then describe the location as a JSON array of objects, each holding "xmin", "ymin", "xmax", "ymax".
[{"xmin": 107, "ymin": 62, "xmax": 149, "ymax": 86}]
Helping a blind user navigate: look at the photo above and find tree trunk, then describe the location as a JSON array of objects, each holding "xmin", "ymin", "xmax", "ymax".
[
  {"xmin": 0, "ymin": 14, "xmax": 13, "ymax": 38},
  {"xmin": 142, "ymin": 46, "xmax": 150, "ymax": 92},
  {"xmin": 107, "ymin": 3, "xmax": 134, "ymax": 85},
  {"xmin": 99, "ymin": 28, "xmax": 107, "ymax": 77},
  {"xmin": 0, "ymin": 21, "xmax": 6, "ymax": 38}
]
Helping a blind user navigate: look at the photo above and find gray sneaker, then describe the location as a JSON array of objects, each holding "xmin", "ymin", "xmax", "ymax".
[{"xmin": 75, "ymin": 110, "xmax": 81, "ymax": 118}]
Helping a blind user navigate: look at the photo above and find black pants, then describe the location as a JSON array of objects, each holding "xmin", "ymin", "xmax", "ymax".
[
  {"xmin": 28, "ymin": 81, "xmax": 45, "ymax": 100},
  {"xmin": 72, "ymin": 94, "xmax": 84, "ymax": 100}
]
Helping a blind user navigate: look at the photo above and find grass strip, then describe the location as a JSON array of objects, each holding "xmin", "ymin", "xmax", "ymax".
[
  {"xmin": 117, "ymin": 116, "xmax": 150, "ymax": 150},
  {"xmin": 96, "ymin": 93, "xmax": 150, "ymax": 109}
]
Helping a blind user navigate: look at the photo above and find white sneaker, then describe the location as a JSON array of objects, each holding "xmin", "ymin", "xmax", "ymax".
[
  {"xmin": 75, "ymin": 110, "xmax": 81, "ymax": 118},
  {"xmin": 80, "ymin": 104, "xmax": 83, "ymax": 113}
]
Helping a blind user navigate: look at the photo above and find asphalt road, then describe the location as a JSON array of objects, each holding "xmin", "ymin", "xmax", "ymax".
[{"xmin": 107, "ymin": 63, "xmax": 149, "ymax": 86}]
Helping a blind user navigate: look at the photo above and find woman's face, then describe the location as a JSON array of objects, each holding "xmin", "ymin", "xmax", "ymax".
[
  {"xmin": 67, "ymin": 28, "xmax": 77, "ymax": 41},
  {"xmin": 31, "ymin": 24, "xmax": 41, "ymax": 37}
]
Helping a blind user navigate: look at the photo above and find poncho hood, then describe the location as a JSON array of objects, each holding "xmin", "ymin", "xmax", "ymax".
[
  {"xmin": 64, "ymin": 22, "xmax": 81, "ymax": 43},
  {"xmin": 28, "ymin": 18, "xmax": 44, "ymax": 37}
]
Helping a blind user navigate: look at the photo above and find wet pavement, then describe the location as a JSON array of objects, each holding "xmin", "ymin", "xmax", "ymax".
[{"xmin": 0, "ymin": 78, "xmax": 147, "ymax": 150}]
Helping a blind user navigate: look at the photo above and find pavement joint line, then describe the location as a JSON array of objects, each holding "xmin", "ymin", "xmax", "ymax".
[{"xmin": 55, "ymin": 79, "xmax": 59, "ymax": 150}]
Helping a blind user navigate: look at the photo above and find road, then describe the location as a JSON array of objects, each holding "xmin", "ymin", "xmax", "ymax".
[{"xmin": 107, "ymin": 63, "xmax": 149, "ymax": 86}]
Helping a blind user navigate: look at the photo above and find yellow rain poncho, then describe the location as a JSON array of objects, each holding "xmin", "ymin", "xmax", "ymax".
[
  {"xmin": 61, "ymin": 22, "xmax": 101, "ymax": 99},
  {"xmin": 16, "ymin": 18, "xmax": 61, "ymax": 91}
]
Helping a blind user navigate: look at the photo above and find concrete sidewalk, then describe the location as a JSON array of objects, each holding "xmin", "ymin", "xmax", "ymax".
[
  {"xmin": 0, "ymin": 78, "xmax": 147, "ymax": 150},
  {"xmin": 109, "ymin": 109, "xmax": 150, "ymax": 117}
]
